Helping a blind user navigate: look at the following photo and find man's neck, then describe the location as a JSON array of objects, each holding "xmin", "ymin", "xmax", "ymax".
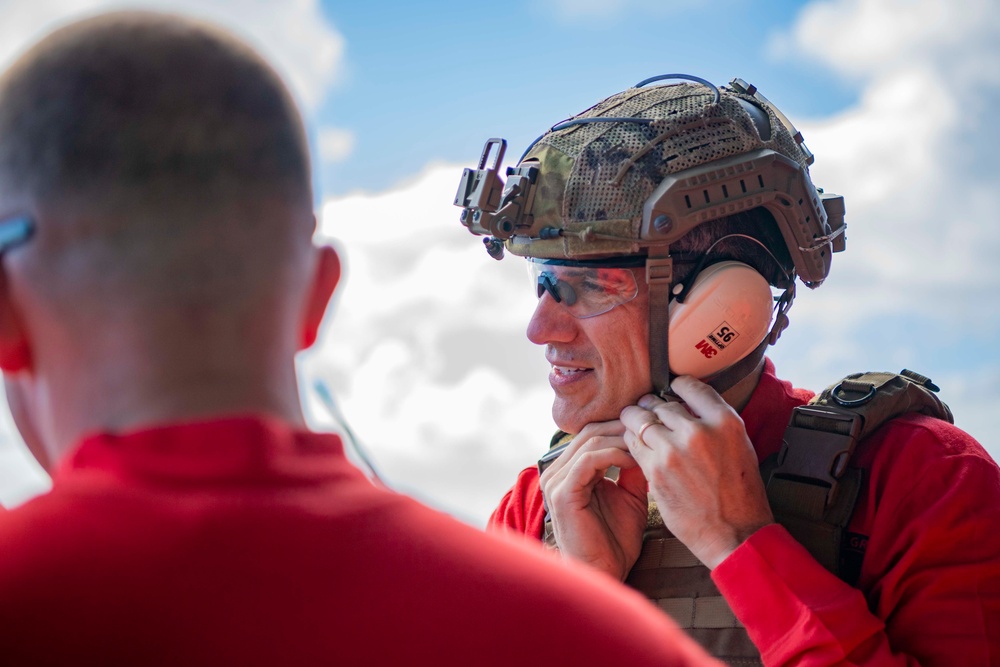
[
  {"xmin": 37, "ymin": 354, "xmax": 306, "ymax": 464},
  {"xmin": 719, "ymin": 356, "xmax": 765, "ymax": 414}
]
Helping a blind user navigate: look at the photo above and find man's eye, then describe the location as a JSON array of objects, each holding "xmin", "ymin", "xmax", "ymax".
[
  {"xmin": 544, "ymin": 281, "xmax": 573, "ymax": 306},
  {"xmin": 577, "ymin": 279, "xmax": 601, "ymax": 293},
  {"xmin": 580, "ymin": 278, "xmax": 625, "ymax": 296}
]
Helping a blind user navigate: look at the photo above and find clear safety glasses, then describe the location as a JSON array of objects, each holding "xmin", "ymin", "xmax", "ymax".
[{"xmin": 529, "ymin": 260, "xmax": 639, "ymax": 319}]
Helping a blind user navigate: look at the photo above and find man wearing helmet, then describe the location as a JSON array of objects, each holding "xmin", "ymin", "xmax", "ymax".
[{"xmin": 456, "ymin": 76, "xmax": 1000, "ymax": 665}]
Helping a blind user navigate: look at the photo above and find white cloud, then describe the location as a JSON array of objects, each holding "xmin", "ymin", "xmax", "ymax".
[
  {"xmin": 764, "ymin": 0, "xmax": 1000, "ymax": 458},
  {"xmin": 318, "ymin": 127, "xmax": 356, "ymax": 163},
  {"xmin": 773, "ymin": 0, "xmax": 1000, "ymax": 313},
  {"xmin": 782, "ymin": 0, "xmax": 1000, "ymax": 83},
  {"xmin": 0, "ymin": 0, "xmax": 345, "ymax": 113},
  {"xmin": 304, "ymin": 163, "xmax": 557, "ymax": 523}
]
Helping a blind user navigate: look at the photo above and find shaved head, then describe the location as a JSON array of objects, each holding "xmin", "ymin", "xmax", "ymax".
[
  {"xmin": 0, "ymin": 12, "xmax": 339, "ymax": 455},
  {"xmin": 0, "ymin": 11, "xmax": 311, "ymax": 209},
  {"xmin": 0, "ymin": 11, "xmax": 315, "ymax": 316}
]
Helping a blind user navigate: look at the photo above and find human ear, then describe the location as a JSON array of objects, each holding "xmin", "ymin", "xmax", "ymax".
[
  {"xmin": 299, "ymin": 244, "xmax": 341, "ymax": 351},
  {"xmin": 0, "ymin": 267, "xmax": 32, "ymax": 372}
]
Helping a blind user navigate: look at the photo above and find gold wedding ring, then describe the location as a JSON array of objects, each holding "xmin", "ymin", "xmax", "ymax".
[{"xmin": 636, "ymin": 418, "xmax": 662, "ymax": 446}]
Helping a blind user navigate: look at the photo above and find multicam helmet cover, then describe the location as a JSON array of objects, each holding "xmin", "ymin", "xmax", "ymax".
[{"xmin": 455, "ymin": 75, "xmax": 845, "ymax": 288}]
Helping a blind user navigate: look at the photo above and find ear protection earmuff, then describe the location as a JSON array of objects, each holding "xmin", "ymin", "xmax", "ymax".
[{"xmin": 666, "ymin": 261, "xmax": 775, "ymax": 379}]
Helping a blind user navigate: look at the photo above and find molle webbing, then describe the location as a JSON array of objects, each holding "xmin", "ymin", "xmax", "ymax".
[
  {"xmin": 543, "ymin": 499, "xmax": 761, "ymax": 666},
  {"xmin": 628, "ymin": 524, "xmax": 758, "ymax": 666},
  {"xmin": 765, "ymin": 369, "xmax": 953, "ymax": 578}
]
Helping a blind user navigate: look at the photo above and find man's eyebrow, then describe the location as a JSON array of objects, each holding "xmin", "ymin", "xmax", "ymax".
[{"xmin": 560, "ymin": 268, "xmax": 588, "ymax": 278}]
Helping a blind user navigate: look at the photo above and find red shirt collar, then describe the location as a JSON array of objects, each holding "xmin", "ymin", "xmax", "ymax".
[
  {"xmin": 740, "ymin": 358, "xmax": 815, "ymax": 463},
  {"xmin": 53, "ymin": 415, "xmax": 348, "ymax": 487}
]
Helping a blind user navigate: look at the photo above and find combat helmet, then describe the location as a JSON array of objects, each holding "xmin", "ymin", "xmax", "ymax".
[{"xmin": 455, "ymin": 75, "xmax": 846, "ymax": 396}]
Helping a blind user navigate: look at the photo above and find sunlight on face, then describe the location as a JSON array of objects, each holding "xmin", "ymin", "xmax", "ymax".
[{"xmin": 526, "ymin": 268, "xmax": 651, "ymax": 433}]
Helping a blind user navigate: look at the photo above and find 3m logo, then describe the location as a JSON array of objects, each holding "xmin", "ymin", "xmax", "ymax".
[
  {"xmin": 695, "ymin": 339, "xmax": 719, "ymax": 359},
  {"xmin": 706, "ymin": 322, "xmax": 739, "ymax": 350}
]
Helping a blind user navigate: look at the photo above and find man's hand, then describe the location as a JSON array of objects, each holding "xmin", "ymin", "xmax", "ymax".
[
  {"xmin": 620, "ymin": 376, "xmax": 774, "ymax": 570},
  {"xmin": 539, "ymin": 420, "xmax": 648, "ymax": 581}
]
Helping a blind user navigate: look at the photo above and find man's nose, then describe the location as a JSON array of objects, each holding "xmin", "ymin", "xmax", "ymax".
[{"xmin": 526, "ymin": 292, "xmax": 577, "ymax": 346}]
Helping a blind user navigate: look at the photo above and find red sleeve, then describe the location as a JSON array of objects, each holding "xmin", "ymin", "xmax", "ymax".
[
  {"xmin": 713, "ymin": 416, "xmax": 1000, "ymax": 666},
  {"xmin": 487, "ymin": 466, "xmax": 547, "ymax": 540}
]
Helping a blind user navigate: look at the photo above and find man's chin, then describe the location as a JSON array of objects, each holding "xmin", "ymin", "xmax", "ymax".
[{"xmin": 551, "ymin": 400, "xmax": 612, "ymax": 435}]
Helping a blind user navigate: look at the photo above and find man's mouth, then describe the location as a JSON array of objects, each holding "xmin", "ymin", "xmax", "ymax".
[
  {"xmin": 548, "ymin": 363, "xmax": 594, "ymax": 387},
  {"xmin": 552, "ymin": 365, "xmax": 589, "ymax": 376}
]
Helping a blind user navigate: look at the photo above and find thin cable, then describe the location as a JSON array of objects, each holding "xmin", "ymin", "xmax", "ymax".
[
  {"xmin": 634, "ymin": 73, "xmax": 721, "ymax": 105},
  {"xmin": 551, "ymin": 117, "xmax": 654, "ymax": 132},
  {"xmin": 673, "ymin": 233, "xmax": 793, "ymax": 303},
  {"xmin": 312, "ymin": 379, "xmax": 385, "ymax": 485},
  {"xmin": 518, "ymin": 117, "xmax": 655, "ymax": 163}
]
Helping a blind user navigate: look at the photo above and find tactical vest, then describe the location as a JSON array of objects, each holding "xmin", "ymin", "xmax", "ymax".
[{"xmin": 540, "ymin": 370, "xmax": 953, "ymax": 666}]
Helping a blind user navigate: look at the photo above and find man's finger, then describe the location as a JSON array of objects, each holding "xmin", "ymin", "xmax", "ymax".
[
  {"xmin": 620, "ymin": 404, "xmax": 671, "ymax": 438},
  {"xmin": 542, "ymin": 433, "xmax": 628, "ymax": 486},
  {"xmin": 562, "ymin": 420, "xmax": 626, "ymax": 458},
  {"xmin": 543, "ymin": 423, "xmax": 627, "ymax": 480},
  {"xmin": 563, "ymin": 448, "xmax": 637, "ymax": 488},
  {"xmin": 667, "ymin": 376, "xmax": 729, "ymax": 416},
  {"xmin": 615, "ymin": 465, "xmax": 649, "ymax": 501},
  {"xmin": 549, "ymin": 448, "xmax": 639, "ymax": 507}
]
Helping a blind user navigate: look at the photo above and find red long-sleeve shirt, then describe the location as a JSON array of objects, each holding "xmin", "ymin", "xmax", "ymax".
[
  {"xmin": 489, "ymin": 360, "xmax": 1000, "ymax": 666},
  {"xmin": 0, "ymin": 416, "xmax": 718, "ymax": 666}
]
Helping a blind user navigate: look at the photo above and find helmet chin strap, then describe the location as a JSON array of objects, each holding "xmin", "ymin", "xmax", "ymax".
[{"xmin": 646, "ymin": 250, "xmax": 675, "ymax": 398}]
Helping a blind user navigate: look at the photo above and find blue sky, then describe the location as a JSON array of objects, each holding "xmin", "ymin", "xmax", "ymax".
[
  {"xmin": 315, "ymin": 0, "xmax": 859, "ymax": 196},
  {"xmin": 0, "ymin": 0, "xmax": 997, "ymax": 526}
]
